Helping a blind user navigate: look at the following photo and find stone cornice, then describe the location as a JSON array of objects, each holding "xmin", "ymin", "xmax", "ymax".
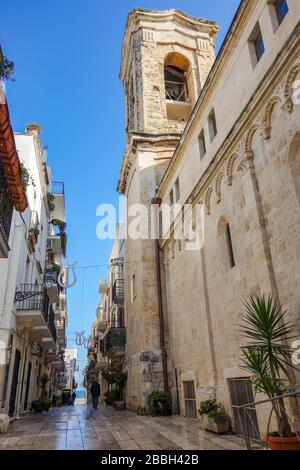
[
  {"xmin": 120, "ymin": 8, "xmax": 219, "ymax": 82},
  {"xmin": 117, "ymin": 132, "xmax": 181, "ymax": 194}
]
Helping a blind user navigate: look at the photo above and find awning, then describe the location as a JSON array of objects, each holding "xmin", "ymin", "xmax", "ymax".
[{"xmin": 0, "ymin": 101, "xmax": 28, "ymax": 212}]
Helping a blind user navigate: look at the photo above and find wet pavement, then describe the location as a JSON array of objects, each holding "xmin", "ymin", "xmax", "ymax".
[{"xmin": 0, "ymin": 404, "xmax": 246, "ymax": 450}]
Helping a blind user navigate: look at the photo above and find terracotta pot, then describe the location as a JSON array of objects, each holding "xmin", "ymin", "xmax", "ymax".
[{"xmin": 268, "ymin": 435, "xmax": 300, "ymax": 450}]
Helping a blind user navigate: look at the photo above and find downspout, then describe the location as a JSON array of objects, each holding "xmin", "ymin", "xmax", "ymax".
[{"xmin": 151, "ymin": 197, "xmax": 169, "ymax": 391}]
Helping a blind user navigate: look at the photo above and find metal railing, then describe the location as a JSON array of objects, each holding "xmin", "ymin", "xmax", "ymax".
[
  {"xmin": 0, "ymin": 162, "xmax": 14, "ymax": 240},
  {"xmin": 15, "ymin": 284, "xmax": 57, "ymax": 343},
  {"xmin": 237, "ymin": 390, "xmax": 300, "ymax": 450},
  {"xmin": 112, "ymin": 279, "xmax": 125, "ymax": 305},
  {"xmin": 15, "ymin": 284, "xmax": 49, "ymax": 322},
  {"xmin": 165, "ymin": 80, "xmax": 188, "ymax": 102},
  {"xmin": 101, "ymin": 327, "xmax": 126, "ymax": 355}
]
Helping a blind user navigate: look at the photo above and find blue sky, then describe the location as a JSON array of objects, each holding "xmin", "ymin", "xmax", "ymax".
[{"xmin": 1, "ymin": 0, "xmax": 240, "ymax": 386}]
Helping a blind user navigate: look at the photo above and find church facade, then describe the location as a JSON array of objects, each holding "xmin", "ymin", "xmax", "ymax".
[{"xmin": 116, "ymin": 0, "xmax": 300, "ymax": 433}]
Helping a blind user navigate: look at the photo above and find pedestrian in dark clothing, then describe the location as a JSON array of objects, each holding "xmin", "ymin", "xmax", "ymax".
[
  {"xmin": 71, "ymin": 391, "xmax": 76, "ymax": 405},
  {"xmin": 90, "ymin": 381, "xmax": 101, "ymax": 410}
]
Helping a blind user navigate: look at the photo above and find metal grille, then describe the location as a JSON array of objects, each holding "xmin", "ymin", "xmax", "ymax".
[
  {"xmin": 228, "ymin": 378, "xmax": 260, "ymax": 439},
  {"xmin": 0, "ymin": 162, "xmax": 13, "ymax": 240},
  {"xmin": 183, "ymin": 381, "xmax": 197, "ymax": 418}
]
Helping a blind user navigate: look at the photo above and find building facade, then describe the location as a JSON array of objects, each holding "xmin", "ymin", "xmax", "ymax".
[
  {"xmin": 0, "ymin": 122, "xmax": 68, "ymax": 417},
  {"xmin": 114, "ymin": 0, "xmax": 300, "ymax": 434},
  {"xmin": 86, "ymin": 224, "xmax": 125, "ymax": 403}
]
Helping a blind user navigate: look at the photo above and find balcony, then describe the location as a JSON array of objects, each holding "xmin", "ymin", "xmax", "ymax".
[
  {"xmin": 15, "ymin": 284, "xmax": 57, "ymax": 349},
  {"xmin": 100, "ymin": 327, "xmax": 126, "ymax": 358},
  {"xmin": 112, "ymin": 279, "xmax": 124, "ymax": 305},
  {"xmin": 97, "ymin": 320, "xmax": 108, "ymax": 333},
  {"xmin": 99, "ymin": 278, "xmax": 109, "ymax": 295},
  {"xmin": 51, "ymin": 181, "xmax": 65, "ymax": 222},
  {"xmin": 0, "ymin": 162, "xmax": 14, "ymax": 258}
]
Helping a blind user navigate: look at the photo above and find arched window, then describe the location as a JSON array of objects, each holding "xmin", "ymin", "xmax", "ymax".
[
  {"xmin": 164, "ymin": 53, "xmax": 189, "ymax": 103},
  {"xmin": 226, "ymin": 223, "xmax": 236, "ymax": 268},
  {"xmin": 164, "ymin": 53, "xmax": 192, "ymax": 122},
  {"xmin": 218, "ymin": 217, "xmax": 236, "ymax": 270}
]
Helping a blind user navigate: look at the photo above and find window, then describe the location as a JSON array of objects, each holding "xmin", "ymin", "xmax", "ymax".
[
  {"xmin": 275, "ymin": 0, "xmax": 289, "ymax": 25},
  {"xmin": 198, "ymin": 130, "xmax": 206, "ymax": 159},
  {"xmin": 226, "ymin": 223, "xmax": 236, "ymax": 268},
  {"xmin": 254, "ymin": 30, "xmax": 265, "ymax": 62},
  {"xmin": 169, "ymin": 189, "xmax": 174, "ymax": 206},
  {"xmin": 131, "ymin": 274, "xmax": 136, "ymax": 301},
  {"xmin": 175, "ymin": 178, "xmax": 180, "ymax": 202},
  {"xmin": 249, "ymin": 24, "xmax": 265, "ymax": 66},
  {"xmin": 208, "ymin": 109, "xmax": 217, "ymax": 142}
]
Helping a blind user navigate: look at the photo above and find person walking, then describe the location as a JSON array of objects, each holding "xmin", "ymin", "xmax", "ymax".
[
  {"xmin": 90, "ymin": 380, "xmax": 101, "ymax": 410},
  {"xmin": 71, "ymin": 390, "xmax": 76, "ymax": 405}
]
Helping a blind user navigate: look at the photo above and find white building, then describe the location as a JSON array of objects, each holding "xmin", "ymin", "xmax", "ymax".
[{"xmin": 0, "ymin": 123, "xmax": 68, "ymax": 417}]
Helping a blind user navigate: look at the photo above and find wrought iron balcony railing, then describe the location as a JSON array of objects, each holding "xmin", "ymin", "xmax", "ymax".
[
  {"xmin": 100, "ymin": 327, "xmax": 126, "ymax": 355},
  {"xmin": 15, "ymin": 284, "xmax": 56, "ymax": 342},
  {"xmin": 0, "ymin": 162, "xmax": 14, "ymax": 242},
  {"xmin": 112, "ymin": 279, "xmax": 124, "ymax": 305}
]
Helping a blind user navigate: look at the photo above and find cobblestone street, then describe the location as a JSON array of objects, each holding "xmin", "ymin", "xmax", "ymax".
[{"xmin": 0, "ymin": 404, "xmax": 246, "ymax": 450}]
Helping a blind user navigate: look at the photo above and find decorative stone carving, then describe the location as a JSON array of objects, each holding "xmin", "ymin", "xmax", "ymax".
[
  {"xmin": 205, "ymin": 187, "xmax": 213, "ymax": 215},
  {"xmin": 244, "ymin": 123, "xmax": 263, "ymax": 153},
  {"xmin": 283, "ymin": 62, "xmax": 300, "ymax": 114},
  {"xmin": 262, "ymin": 94, "xmax": 283, "ymax": 140},
  {"xmin": 226, "ymin": 153, "xmax": 239, "ymax": 186},
  {"xmin": 237, "ymin": 151, "xmax": 254, "ymax": 176},
  {"xmin": 215, "ymin": 172, "xmax": 225, "ymax": 203}
]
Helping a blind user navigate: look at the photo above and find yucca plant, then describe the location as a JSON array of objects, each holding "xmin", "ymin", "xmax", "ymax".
[{"xmin": 240, "ymin": 294, "xmax": 298, "ymax": 437}]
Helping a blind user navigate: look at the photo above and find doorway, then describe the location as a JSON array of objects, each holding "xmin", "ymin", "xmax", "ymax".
[
  {"xmin": 9, "ymin": 349, "xmax": 21, "ymax": 416},
  {"xmin": 228, "ymin": 378, "xmax": 260, "ymax": 439},
  {"xmin": 183, "ymin": 381, "xmax": 197, "ymax": 418}
]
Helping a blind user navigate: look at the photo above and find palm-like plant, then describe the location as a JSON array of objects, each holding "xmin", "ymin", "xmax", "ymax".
[
  {"xmin": 40, "ymin": 373, "xmax": 50, "ymax": 398},
  {"xmin": 240, "ymin": 294, "xmax": 298, "ymax": 437}
]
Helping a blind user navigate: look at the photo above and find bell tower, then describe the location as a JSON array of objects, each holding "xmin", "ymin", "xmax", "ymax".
[
  {"xmin": 118, "ymin": 9, "xmax": 218, "ymax": 413},
  {"xmin": 120, "ymin": 8, "xmax": 219, "ymax": 139}
]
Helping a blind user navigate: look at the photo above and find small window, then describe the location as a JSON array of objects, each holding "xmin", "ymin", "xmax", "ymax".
[
  {"xmin": 249, "ymin": 24, "xmax": 265, "ymax": 66},
  {"xmin": 226, "ymin": 223, "xmax": 236, "ymax": 268},
  {"xmin": 208, "ymin": 110, "xmax": 217, "ymax": 142},
  {"xmin": 169, "ymin": 189, "xmax": 174, "ymax": 206},
  {"xmin": 131, "ymin": 274, "xmax": 136, "ymax": 301},
  {"xmin": 198, "ymin": 130, "xmax": 206, "ymax": 159},
  {"xmin": 175, "ymin": 178, "xmax": 180, "ymax": 202},
  {"xmin": 275, "ymin": 0, "xmax": 289, "ymax": 25}
]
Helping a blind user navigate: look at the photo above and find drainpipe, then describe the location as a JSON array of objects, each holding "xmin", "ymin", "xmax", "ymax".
[{"xmin": 151, "ymin": 197, "xmax": 169, "ymax": 391}]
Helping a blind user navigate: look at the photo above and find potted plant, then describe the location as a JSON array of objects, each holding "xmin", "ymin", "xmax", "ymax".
[
  {"xmin": 240, "ymin": 294, "xmax": 300, "ymax": 450},
  {"xmin": 147, "ymin": 390, "xmax": 172, "ymax": 416},
  {"xmin": 32, "ymin": 373, "xmax": 52, "ymax": 413},
  {"xmin": 199, "ymin": 399, "xmax": 230, "ymax": 434},
  {"xmin": 31, "ymin": 399, "xmax": 44, "ymax": 413},
  {"xmin": 102, "ymin": 362, "xmax": 127, "ymax": 410}
]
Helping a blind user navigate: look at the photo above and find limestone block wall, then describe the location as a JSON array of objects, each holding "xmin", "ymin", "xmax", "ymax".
[
  {"xmin": 124, "ymin": 145, "xmax": 173, "ymax": 411},
  {"xmin": 157, "ymin": 0, "xmax": 300, "ymax": 433}
]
